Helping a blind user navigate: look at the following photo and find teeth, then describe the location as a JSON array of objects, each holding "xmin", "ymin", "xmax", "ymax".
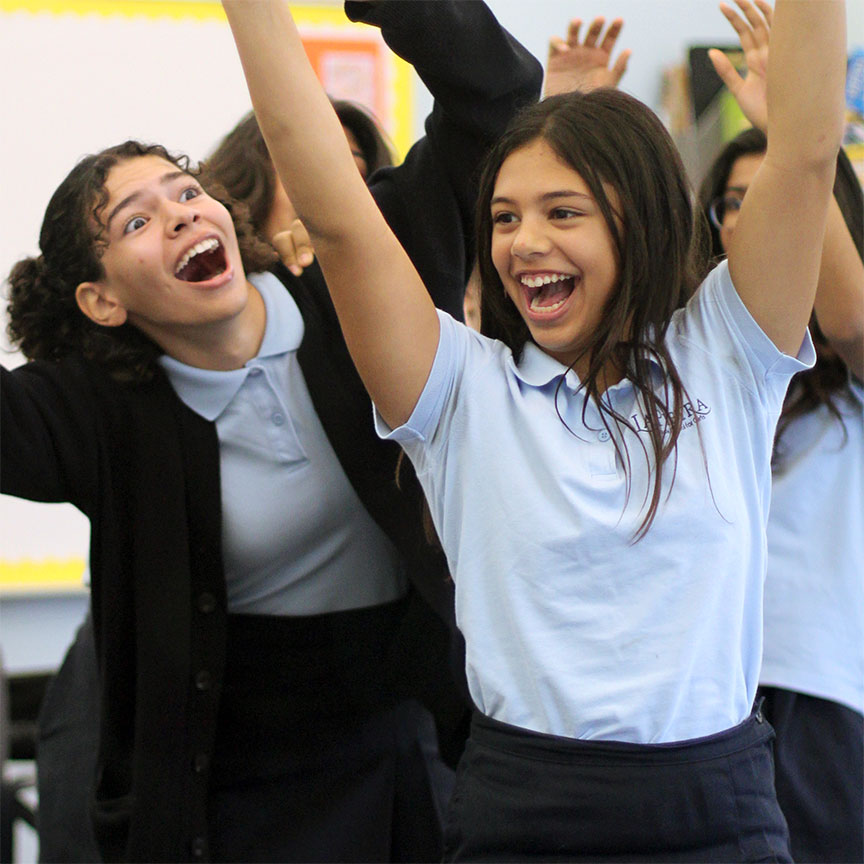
[
  {"xmin": 175, "ymin": 237, "xmax": 219, "ymax": 275},
  {"xmin": 529, "ymin": 295, "xmax": 568, "ymax": 313},
  {"xmin": 520, "ymin": 273, "xmax": 571, "ymax": 289}
]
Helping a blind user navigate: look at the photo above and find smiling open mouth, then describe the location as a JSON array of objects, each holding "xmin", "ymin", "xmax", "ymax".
[
  {"xmin": 175, "ymin": 238, "xmax": 228, "ymax": 283},
  {"xmin": 521, "ymin": 273, "xmax": 575, "ymax": 313}
]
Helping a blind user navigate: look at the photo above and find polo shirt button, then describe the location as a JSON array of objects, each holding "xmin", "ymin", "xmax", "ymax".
[
  {"xmin": 191, "ymin": 836, "xmax": 206, "ymax": 858},
  {"xmin": 193, "ymin": 752, "xmax": 209, "ymax": 773},
  {"xmin": 271, "ymin": 412, "xmax": 285, "ymax": 426},
  {"xmin": 197, "ymin": 592, "xmax": 216, "ymax": 614},
  {"xmin": 248, "ymin": 367, "xmax": 263, "ymax": 377},
  {"xmin": 195, "ymin": 670, "xmax": 212, "ymax": 691},
  {"xmin": 598, "ymin": 430, "xmax": 610, "ymax": 442}
]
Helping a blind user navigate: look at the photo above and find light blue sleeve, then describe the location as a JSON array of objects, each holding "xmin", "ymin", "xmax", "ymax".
[
  {"xmin": 682, "ymin": 260, "xmax": 816, "ymax": 402},
  {"xmin": 373, "ymin": 310, "xmax": 466, "ymax": 445}
]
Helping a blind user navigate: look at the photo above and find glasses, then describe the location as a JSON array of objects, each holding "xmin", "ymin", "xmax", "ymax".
[{"xmin": 708, "ymin": 194, "xmax": 744, "ymax": 230}]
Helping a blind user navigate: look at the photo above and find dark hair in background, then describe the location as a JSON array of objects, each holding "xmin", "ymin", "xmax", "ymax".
[
  {"xmin": 333, "ymin": 99, "xmax": 395, "ymax": 177},
  {"xmin": 5, "ymin": 140, "xmax": 276, "ymax": 382},
  {"xmin": 203, "ymin": 102, "xmax": 394, "ymax": 239},
  {"xmin": 697, "ymin": 128, "xmax": 864, "ymax": 460},
  {"xmin": 475, "ymin": 89, "xmax": 711, "ymax": 540}
]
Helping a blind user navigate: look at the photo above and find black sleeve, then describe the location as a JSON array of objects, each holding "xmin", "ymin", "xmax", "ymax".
[
  {"xmin": 1, "ymin": 361, "xmax": 99, "ymax": 514},
  {"xmin": 345, "ymin": 0, "xmax": 542, "ymax": 318}
]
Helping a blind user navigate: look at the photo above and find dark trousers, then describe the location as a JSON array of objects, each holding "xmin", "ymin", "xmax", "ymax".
[
  {"xmin": 36, "ymin": 615, "xmax": 102, "ymax": 864},
  {"xmin": 443, "ymin": 707, "xmax": 792, "ymax": 862},
  {"xmin": 759, "ymin": 686, "xmax": 864, "ymax": 864}
]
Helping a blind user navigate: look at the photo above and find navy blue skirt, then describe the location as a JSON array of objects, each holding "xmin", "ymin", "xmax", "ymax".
[
  {"xmin": 207, "ymin": 604, "xmax": 453, "ymax": 863},
  {"xmin": 443, "ymin": 706, "xmax": 791, "ymax": 862}
]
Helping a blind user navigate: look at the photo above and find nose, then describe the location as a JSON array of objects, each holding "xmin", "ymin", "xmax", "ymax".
[
  {"xmin": 164, "ymin": 200, "xmax": 199, "ymax": 235},
  {"xmin": 511, "ymin": 217, "xmax": 550, "ymax": 260}
]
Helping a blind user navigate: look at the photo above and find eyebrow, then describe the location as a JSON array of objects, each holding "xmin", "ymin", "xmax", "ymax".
[
  {"xmin": 491, "ymin": 189, "xmax": 593, "ymax": 206},
  {"xmin": 105, "ymin": 170, "xmax": 190, "ymax": 231},
  {"xmin": 724, "ymin": 185, "xmax": 748, "ymax": 195}
]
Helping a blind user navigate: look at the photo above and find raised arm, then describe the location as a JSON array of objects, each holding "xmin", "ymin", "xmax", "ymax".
[
  {"xmin": 723, "ymin": 0, "xmax": 846, "ymax": 357},
  {"xmin": 222, "ymin": 0, "xmax": 438, "ymax": 428},
  {"xmin": 710, "ymin": 0, "xmax": 863, "ymax": 377}
]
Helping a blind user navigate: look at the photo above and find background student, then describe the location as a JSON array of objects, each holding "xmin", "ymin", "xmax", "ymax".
[
  {"xmin": 221, "ymin": 0, "xmax": 845, "ymax": 859},
  {"xmin": 700, "ymin": 2, "xmax": 863, "ymax": 860}
]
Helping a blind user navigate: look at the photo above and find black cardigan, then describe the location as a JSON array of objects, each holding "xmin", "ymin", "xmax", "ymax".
[{"xmin": 0, "ymin": 3, "xmax": 541, "ymax": 860}]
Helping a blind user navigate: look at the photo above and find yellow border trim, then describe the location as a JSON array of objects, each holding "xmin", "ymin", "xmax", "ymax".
[
  {"xmin": 0, "ymin": 559, "xmax": 87, "ymax": 592},
  {"xmin": 1, "ymin": 0, "xmax": 223, "ymax": 18}
]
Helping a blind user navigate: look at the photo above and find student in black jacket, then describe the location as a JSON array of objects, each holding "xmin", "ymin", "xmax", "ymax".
[{"xmin": 1, "ymin": 3, "xmax": 542, "ymax": 861}]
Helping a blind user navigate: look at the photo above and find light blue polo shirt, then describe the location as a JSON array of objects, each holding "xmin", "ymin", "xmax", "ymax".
[
  {"xmin": 161, "ymin": 271, "xmax": 407, "ymax": 615},
  {"xmin": 378, "ymin": 260, "xmax": 814, "ymax": 743},
  {"xmin": 760, "ymin": 378, "xmax": 864, "ymax": 714}
]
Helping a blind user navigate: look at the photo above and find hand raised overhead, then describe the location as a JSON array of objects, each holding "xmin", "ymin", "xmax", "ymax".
[
  {"xmin": 544, "ymin": 17, "xmax": 631, "ymax": 98},
  {"xmin": 709, "ymin": 0, "xmax": 773, "ymax": 132}
]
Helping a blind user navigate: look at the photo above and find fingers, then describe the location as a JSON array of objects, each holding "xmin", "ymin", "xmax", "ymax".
[
  {"xmin": 720, "ymin": 0, "xmax": 771, "ymax": 51},
  {"xmin": 733, "ymin": 0, "xmax": 771, "ymax": 45},
  {"xmin": 555, "ymin": 16, "xmax": 624, "ymax": 54},
  {"xmin": 599, "ymin": 18, "xmax": 624, "ymax": 55},
  {"xmin": 566, "ymin": 18, "xmax": 582, "ymax": 46},
  {"xmin": 753, "ymin": 0, "xmax": 772, "ymax": 28},
  {"xmin": 708, "ymin": 47, "xmax": 743, "ymax": 94},
  {"xmin": 272, "ymin": 218, "xmax": 315, "ymax": 277},
  {"xmin": 611, "ymin": 48, "xmax": 632, "ymax": 85},
  {"xmin": 583, "ymin": 17, "xmax": 604, "ymax": 48},
  {"xmin": 548, "ymin": 35, "xmax": 569, "ymax": 58},
  {"xmin": 718, "ymin": 2, "xmax": 757, "ymax": 54}
]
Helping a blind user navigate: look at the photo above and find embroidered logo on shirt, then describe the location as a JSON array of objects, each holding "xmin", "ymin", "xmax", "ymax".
[{"xmin": 631, "ymin": 398, "xmax": 711, "ymax": 435}]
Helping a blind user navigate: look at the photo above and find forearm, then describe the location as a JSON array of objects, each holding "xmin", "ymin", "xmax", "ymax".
[
  {"xmin": 223, "ymin": 0, "xmax": 439, "ymax": 429},
  {"xmin": 768, "ymin": 0, "xmax": 846, "ymax": 169},
  {"xmin": 222, "ymin": 0, "xmax": 375, "ymax": 247},
  {"xmin": 813, "ymin": 196, "xmax": 864, "ymax": 379}
]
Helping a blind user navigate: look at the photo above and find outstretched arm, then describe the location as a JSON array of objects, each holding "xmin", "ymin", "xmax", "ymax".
[
  {"xmin": 722, "ymin": 0, "xmax": 846, "ymax": 357},
  {"xmin": 222, "ymin": 1, "xmax": 438, "ymax": 428},
  {"xmin": 711, "ymin": 0, "xmax": 862, "ymax": 377},
  {"xmin": 543, "ymin": 16, "xmax": 630, "ymax": 97}
]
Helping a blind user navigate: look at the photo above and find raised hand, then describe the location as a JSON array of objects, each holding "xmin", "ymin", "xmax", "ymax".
[
  {"xmin": 543, "ymin": 17, "xmax": 631, "ymax": 98},
  {"xmin": 709, "ymin": 0, "xmax": 773, "ymax": 132},
  {"xmin": 272, "ymin": 218, "xmax": 316, "ymax": 277}
]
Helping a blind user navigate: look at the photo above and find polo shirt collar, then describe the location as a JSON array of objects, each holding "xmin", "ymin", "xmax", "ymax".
[
  {"xmin": 510, "ymin": 340, "xmax": 665, "ymax": 394},
  {"xmin": 159, "ymin": 270, "xmax": 303, "ymax": 421}
]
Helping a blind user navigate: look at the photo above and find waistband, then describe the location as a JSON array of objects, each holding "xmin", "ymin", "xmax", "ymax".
[{"xmin": 470, "ymin": 701, "xmax": 773, "ymax": 767}]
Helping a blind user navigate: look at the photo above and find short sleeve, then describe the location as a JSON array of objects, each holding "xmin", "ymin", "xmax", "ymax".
[{"xmin": 374, "ymin": 310, "xmax": 465, "ymax": 444}]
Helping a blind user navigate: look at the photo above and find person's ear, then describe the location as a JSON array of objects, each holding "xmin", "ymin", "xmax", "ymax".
[{"xmin": 75, "ymin": 281, "xmax": 128, "ymax": 327}]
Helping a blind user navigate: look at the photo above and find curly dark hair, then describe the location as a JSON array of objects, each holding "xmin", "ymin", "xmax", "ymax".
[
  {"xmin": 475, "ymin": 89, "xmax": 710, "ymax": 540},
  {"xmin": 697, "ymin": 128, "xmax": 864, "ymax": 461},
  {"xmin": 6, "ymin": 140, "xmax": 276, "ymax": 382}
]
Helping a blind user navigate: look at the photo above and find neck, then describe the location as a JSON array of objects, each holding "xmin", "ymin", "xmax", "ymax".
[{"xmin": 164, "ymin": 282, "xmax": 267, "ymax": 371}]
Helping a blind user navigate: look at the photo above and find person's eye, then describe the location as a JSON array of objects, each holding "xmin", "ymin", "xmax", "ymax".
[
  {"xmin": 723, "ymin": 195, "xmax": 744, "ymax": 213},
  {"xmin": 180, "ymin": 186, "xmax": 201, "ymax": 202},
  {"xmin": 550, "ymin": 207, "xmax": 581, "ymax": 220},
  {"xmin": 123, "ymin": 215, "xmax": 148, "ymax": 235},
  {"xmin": 492, "ymin": 211, "xmax": 517, "ymax": 225}
]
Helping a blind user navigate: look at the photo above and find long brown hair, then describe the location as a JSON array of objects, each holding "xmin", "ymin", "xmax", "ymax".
[{"xmin": 475, "ymin": 90, "xmax": 711, "ymax": 540}]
